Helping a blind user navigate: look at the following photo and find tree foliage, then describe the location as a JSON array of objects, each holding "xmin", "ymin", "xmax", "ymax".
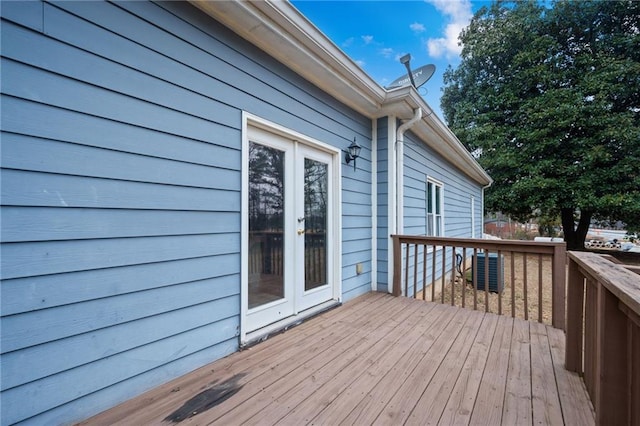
[{"xmin": 442, "ymin": 0, "xmax": 640, "ymax": 249}]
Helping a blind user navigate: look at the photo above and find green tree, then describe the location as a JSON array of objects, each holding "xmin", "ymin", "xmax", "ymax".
[{"xmin": 442, "ymin": 0, "xmax": 640, "ymax": 250}]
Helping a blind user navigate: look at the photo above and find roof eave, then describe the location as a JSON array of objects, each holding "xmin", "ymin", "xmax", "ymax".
[
  {"xmin": 188, "ymin": 0, "xmax": 492, "ymax": 186},
  {"xmin": 189, "ymin": 0, "xmax": 385, "ymax": 117}
]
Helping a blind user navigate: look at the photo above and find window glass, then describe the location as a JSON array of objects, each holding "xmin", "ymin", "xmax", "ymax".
[{"xmin": 426, "ymin": 179, "xmax": 443, "ymax": 237}]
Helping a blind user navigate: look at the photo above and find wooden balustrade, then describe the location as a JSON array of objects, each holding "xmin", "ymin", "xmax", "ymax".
[
  {"xmin": 249, "ymin": 231, "xmax": 326, "ymax": 282},
  {"xmin": 391, "ymin": 235, "xmax": 567, "ymax": 329},
  {"xmin": 565, "ymin": 251, "xmax": 640, "ymax": 425}
]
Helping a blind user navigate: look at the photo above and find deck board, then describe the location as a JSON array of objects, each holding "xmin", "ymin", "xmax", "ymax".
[
  {"xmin": 437, "ymin": 312, "xmax": 498, "ymax": 425},
  {"xmin": 501, "ymin": 318, "xmax": 532, "ymax": 425},
  {"xmin": 80, "ymin": 293, "xmax": 594, "ymax": 426}
]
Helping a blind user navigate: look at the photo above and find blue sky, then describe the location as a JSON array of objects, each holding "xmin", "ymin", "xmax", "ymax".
[{"xmin": 291, "ymin": 1, "xmax": 489, "ymax": 121}]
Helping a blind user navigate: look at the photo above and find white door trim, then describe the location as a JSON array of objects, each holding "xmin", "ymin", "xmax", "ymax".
[{"xmin": 240, "ymin": 112, "xmax": 342, "ymax": 345}]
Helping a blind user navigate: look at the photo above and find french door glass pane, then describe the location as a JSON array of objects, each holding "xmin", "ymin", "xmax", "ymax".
[
  {"xmin": 248, "ymin": 142, "xmax": 285, "ymax": 309},
  {"xmin": 304, "ymin": 158, "xmax": 328, "ymax": 291}
]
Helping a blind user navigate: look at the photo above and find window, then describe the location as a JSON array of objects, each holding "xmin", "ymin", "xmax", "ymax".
[{"xmin": 426, "ymin": 179, "xmax": 443, "ymax": 236}]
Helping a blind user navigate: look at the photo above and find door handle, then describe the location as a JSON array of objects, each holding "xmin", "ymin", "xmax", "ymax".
[{"xmin": 297, "ymin": 229, "xmax": 305, "ymax": 235}]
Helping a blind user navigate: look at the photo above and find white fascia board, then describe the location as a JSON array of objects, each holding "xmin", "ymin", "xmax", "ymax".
[{"xmin": 190, "ymin": 0, "xmax": 385, "ymax": 117}]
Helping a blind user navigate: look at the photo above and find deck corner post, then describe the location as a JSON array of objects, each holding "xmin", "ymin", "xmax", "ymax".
[
  {"xmin": 391, "ymin": 235, "xmax": 402, "ymax": 296},
  {"xmin": 565, "ymin": 254, "xmax": 584, "ymax": 372},
  {"xmin": 552, "ymin": 243, "xmax": 567, "ymax": 330}
]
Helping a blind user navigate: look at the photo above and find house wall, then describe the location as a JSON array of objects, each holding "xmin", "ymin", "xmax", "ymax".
[
  {"xmin": 375, "ymin": 117, "xmax": 391, "ymax": 293},
  {"xmin": 402, "ymin": 130, "xmax": 484, "ymax": 296},
  {"xmin": 403, "ymin": 131, "xmax": 483, "ymax": 238},
  {"xmin": 0, "ymin": 1, "xmax": 371, "ymax": 424}
]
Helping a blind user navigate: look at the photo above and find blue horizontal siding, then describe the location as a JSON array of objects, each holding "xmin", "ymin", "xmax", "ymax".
[
  {"xmin": 1, "ymin": 233, "xmax": 239, "ymax": 280},
  {"xmin": 376, "ymin": 117, "xmax": 390, "ymax": 292},
  {"xmin": 1, "ymin": 207, "xmax": 239, "ymax": 243},
  {"xmin": 3, "ymin": 315, "xmax": 239, "ymax": 426},
  {"xmin": 2, "ymin": 274, "xmax": 239, "ymax": 353},
  {"xmin": 1, "ymin": 254, "xmax": 239, "ymax": 316},
  {"xmin": 2, "ymin": 132, "xmax": 239, "ymax": 190},
  {"xmin": 2, "ymin": 292, "xmax": 239, "ymax": 390},
  {"xmin": 2, "ymin": 96, "xmax": 241, "ymax": 161},
  {"xmin": 401, "ymin": 131, "xmax": 484, "ymax": 294},
  {"xmin": 1, "ymin": 169, "xmax": 240, "ymax": 211},
  {"xmin": 403, "ymin": 131, "xmax": 483, "ymax": 239},
  {"xmin": 1, "ymin": 1, "xmax": 374, "ymax": 424}
]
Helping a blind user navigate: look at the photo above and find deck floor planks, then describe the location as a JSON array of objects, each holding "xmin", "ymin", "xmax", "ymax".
[
  {"xmin": 336, "ymin": 302, "xmax": 462, "ymax": 425},
  {"xmin": 530, "ymin": 321, "xmax": 564, "ymax": 425},
  {"xmin": 277, "ymin": 301, "xmax": 441, "ymax": 424},
  {"xmin": 501, "ymin": 317, "xmax": 532, "ymax": 425},
  {"xmin": 404, "ymin": 309, "xmax": 486, "ymax": 425},
  {"xmin": 547, "ymin": 325, "xmax": 595, "ymax": 426},
  {"xmin": 80, "ymin": 294, "xmax": 595, "ymax": 426},
  {"xmin": 83, "ymin": 292, "xmax": 389, "ymax": 426},
  {"xmin": 469, "ymin": 314, "xmax": 514, "ymax": 425},
  {"xmin": 436, "ymin": 311, "xmax": 499, "ymax": 425},
  {"xmin": 371, "ymin": 306, "xmax": 478, "ymax": 425},
  {"xmin": 308, "ymin": 303, "xmax": 451, "ymax": 425},
  {"xmin": 208, "ymin": 297, "xmax": 425, "ymax": 425}
]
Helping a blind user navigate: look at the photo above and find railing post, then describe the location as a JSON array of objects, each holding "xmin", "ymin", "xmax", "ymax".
[
  {"xmin": 565, "ymin": 256, "xmax": 584, "ymax": 372},
  {"xmin": 392, "ymin": 235, "xmax": 402, "ymax": 296},
  {"xmin": 552, "ymin": 243, "xmax": 566, "ymax": 330},
  {"xmin": 594, "ymin": 284, "xmax": 630, "ymax": 425}
]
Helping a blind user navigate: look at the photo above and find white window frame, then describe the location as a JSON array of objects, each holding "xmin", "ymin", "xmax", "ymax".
[{"xmin": 426, "ymin": 178, "xmax": 444, "ymax": 237}]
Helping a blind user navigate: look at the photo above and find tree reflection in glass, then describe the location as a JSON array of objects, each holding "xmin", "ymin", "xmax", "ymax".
[
  {"xmin": 304, "ymin": 158, "xmax": 328, "ymax": 291},
  {"xmin": 248, "ymin": 142, "xmax": 285, "ymax": 308}
]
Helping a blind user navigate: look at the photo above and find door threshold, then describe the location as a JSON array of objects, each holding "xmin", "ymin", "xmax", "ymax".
[{"xmin": 241, "ymin": 299, "xmax": 341, "ymax": 348}]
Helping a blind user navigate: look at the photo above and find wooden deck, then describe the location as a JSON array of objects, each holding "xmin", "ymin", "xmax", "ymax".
[{"xmin": 81, "ymin": 293, "xmax": 594, "ymax": 425}]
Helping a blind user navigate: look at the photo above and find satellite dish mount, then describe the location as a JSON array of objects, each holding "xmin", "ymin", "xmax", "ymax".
[
  {"xmin": 386, "ymin": 55, "xmax": 436, "ymax": 90},
  {"xmin": 399, "ymin": 54, "xmax": 416, "ymax": 88}
]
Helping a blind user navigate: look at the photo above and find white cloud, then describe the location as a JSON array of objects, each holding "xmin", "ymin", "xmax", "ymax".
[
  {"xmin": 410, "ymin": 22, "xmax": 426, "ymax": 34},
  {"xmin": 425, "ymin": 0, "xmax": 473, "ymax": 58},
  {"xmin": 379, "ymin": 47, "xmax": 394, "ymax": 58},
  {"xmin": 342, "ymin": 37, "xmax": 354, "ymax": 48},
  {"xmin": 355, "ymin": 59, "xmax": 366, "ymax": 68},
  {"xmin": 361, "ymin": 35, "xmax": 374, "ymax": 45}
]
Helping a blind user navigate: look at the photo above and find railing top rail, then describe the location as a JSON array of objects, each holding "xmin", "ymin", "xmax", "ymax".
[
  {"xmin": 391, "ymin": 235, "xmax": 565, "ymax": 255},
  {"xmin": 569, "ymin": 251, "xmax": 640, "ymax": 317}
]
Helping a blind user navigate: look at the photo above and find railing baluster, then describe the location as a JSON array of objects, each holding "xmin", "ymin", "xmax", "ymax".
[
  {"xmin": 462, "ymin": 247, "xmax": 467, "ymax": 308},
  {"xmin": 484, "ymin": 250, "xmax": 489, "ymax": 313},
  {"xmin": 413, "ymin": 244, "xmax": 419, "ymax": 299},
  {"xmin": 498, "ymin": 249, "xmax": 503, "ymax": 316},
  {"xmin": 404, "ymin": 243, "xmax": 410, "ymax": 297},
  {"xmin": 538, "ymin": 254, "xmax": 543, "ymax": 323},
  {"xmin": 523, "ymin": 252, "xmax": 528, "ymax": 321},
  {"xmin": 511, "ymin": 251, "xmax": 516, "ymax": 318},
  {"xmin": 473, "ymin": 248, "xmax": 478, "ymax": 311},
  {"xmin": 441, "ymin": 246, "xmax": 446, "ymax": 304},
  {"xmin": 451, "ymin": 245, "xmax": 456, "ymax": 306},
  {"xmin": 431, "ymin": 244, "xmax": 436, "ymax": 302},
  {"xmin": 422, "ymin": 245, "xmax": 427, "ymax": 301}
]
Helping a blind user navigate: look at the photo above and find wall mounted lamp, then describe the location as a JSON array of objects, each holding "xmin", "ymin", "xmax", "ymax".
[{"xmin": 345, "ymin": 138, "xmax": 362, "ymax": 171}]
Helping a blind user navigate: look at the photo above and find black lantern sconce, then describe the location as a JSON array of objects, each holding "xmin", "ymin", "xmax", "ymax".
[{"xmin": 345, "ymin": 137, "xmax": 361, "ymax": 171}]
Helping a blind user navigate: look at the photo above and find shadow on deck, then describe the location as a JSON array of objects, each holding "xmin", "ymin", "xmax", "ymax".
[{"xmin": 80, "ymin": 293, "xmax": 594, "ymax": 425}]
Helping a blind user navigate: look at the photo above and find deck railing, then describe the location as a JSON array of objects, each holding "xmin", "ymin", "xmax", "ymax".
[
  {"xmin": 391, "ymin": 235, "xmax": 566, "ymax": 329},
  {"xmin": 565, "ymin": 251, "xmax": 640, "ymax": 425}
]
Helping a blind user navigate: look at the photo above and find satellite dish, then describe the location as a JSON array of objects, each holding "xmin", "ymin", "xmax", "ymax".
[{"xmin": 386, "ymin": 64, "xmax": 436, "ymax": 90}]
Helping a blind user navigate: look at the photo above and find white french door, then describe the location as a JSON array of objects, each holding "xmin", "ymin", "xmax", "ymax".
[{"xmin": 245, "ymin": 126, "xmax": 336, "ymax": 334}]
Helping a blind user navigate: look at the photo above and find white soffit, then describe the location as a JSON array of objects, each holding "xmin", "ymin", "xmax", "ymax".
[{"xmin": 189, "ymin": 0, "xmax": 491, "ymax": 186}]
